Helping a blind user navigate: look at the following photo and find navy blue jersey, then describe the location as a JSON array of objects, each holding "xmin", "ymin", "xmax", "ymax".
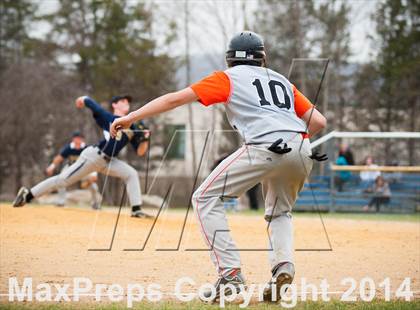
[
  {"xmin": 59, "ymin": 142, "xmax": 87, "ymax": 164},
  {"xmin": 83, "ymin": 97, "xmax": 146, "ymax": 157}
]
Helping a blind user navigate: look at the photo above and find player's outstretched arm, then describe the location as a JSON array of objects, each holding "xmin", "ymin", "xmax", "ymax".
[
  {"xmin": 75, "ymin": 96, "xmax": 109, "ymax": 115},
  {"xmin": 301, "ymin": 107, "xmax": 327, "ymax": 138},
  {"xmin": 45, "ymin": 155, "xmax": 64, "ymax": 176},
  {"xmin": 110, "ymin": 87, "xmax": 198, "ymax": 138}
]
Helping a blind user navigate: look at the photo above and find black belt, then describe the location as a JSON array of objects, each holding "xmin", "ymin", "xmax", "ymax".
[
  {"xmin": 246, "ymin": 138, "xmax": 328, "ymax": 161},
  {"xmin": 96, "ymin": 148, "xmax": 111, "ymax": 162}
]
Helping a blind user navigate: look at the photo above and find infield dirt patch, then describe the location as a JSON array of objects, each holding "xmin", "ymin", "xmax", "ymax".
[{"xmin": 0, "ymin": 204, "xmax": 419, "ymax": 300}]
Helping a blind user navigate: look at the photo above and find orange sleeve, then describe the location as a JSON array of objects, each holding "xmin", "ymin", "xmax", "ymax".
[
  {"xmin": 293, "ymin": 85, "xmax": 314, "ymax": 118},
  {"xmin": 189, "ymin": 71, "xmax": 231, "ymax": 106}
]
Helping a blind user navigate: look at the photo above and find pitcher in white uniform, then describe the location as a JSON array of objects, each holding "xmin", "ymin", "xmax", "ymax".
[{"xmin": 110, "ymin": 31, "xmax": 327, "ymax": 302}]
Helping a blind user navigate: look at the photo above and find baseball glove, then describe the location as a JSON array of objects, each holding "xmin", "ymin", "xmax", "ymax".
[{"xmin": 131, "ymin": 121, "xmax": 150, "ymax": 145}]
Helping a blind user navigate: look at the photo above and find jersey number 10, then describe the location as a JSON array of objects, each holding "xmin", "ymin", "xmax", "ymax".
[{"xmin": 252, "ymin": 78, "xmax": 291, "ymax": 109}]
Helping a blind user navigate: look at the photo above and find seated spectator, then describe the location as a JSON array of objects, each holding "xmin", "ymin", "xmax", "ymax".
[
  {"xmin": 339, "ymin": 143, "xmax": 355, "ymax": 165},
  {"xmin": 363, "ymin": 176, "xmax": 391, "ymax": 212},
  {"xmin": 384, "ymin": 160, "xmax": 402, "ymax": 184},
  {"xmin": 334, "ymin": 150, "xmax": 351, "ymax": 192},
  {"xmin": 360, "ymin": 156, "xmax": 381, "ymax": 188}
]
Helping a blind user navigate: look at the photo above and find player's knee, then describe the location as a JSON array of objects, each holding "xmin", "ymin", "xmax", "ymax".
[
  {"xmin": 191, "ymin": 189, "xmax": 202, "ymax": 209},
  {"xmin": 120, "ymin": 167, "xmax": 137, "ymax": 182},
  {"xmin": 128, "ymin": 167, "xmax": 138, "ymax": 179},
  {"xmin": 55, "ymin": 175, "xmax": 68, "ymax": 188},
  {"xmin": 192, "ymin": 188, "xmax": 213, "ymax": 211}
]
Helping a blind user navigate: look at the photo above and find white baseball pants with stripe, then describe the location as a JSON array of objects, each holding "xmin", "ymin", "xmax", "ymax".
[
  {"xmin": 56, "ymin": 164, "xmax": 100, "ymax": 206},
  {"xmin": 192, "ymin": 134, "xmax": 313, "ymax": 276},
  {"xmin": 31, "ymin": 146, "xmax": 142, "ymax": 206}
]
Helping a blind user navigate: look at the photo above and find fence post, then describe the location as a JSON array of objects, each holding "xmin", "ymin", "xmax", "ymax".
[{"xmin": 330, "ymin": 163, "xmax": 336, "ymax": 212}]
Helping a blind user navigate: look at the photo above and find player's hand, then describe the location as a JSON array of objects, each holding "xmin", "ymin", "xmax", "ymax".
[
  {"xmin": 143, "ymin": 129, "xmax": 151, "ymax": 140},
  {"xmin": 45, "ymin": 165, "xmax": 55, "ymax": 176},
  {"xmin": 110, "ymin": 115, "xmax": 133, "ymax": 138},
  {"xmin": 310, "ymin": 151, "xmax": 328, "ymax": 162},
  {"xmin": 75, "ymin": 96, "xmax": 85, "ymax": 109}
]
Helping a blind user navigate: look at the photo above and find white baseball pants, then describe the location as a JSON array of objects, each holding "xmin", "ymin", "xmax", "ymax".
[
  {"xmin": 31, "ymin": 146, "xmax": 142, "ymax": 206},
  {"xmin": 56, "ymin": 164, "xmax": 99, "ymax": 206},
  {"xmin": 192, "ymin": 134, "xmax": 313, "ymax": 276}
]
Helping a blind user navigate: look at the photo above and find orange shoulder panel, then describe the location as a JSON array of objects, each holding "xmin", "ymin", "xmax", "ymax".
[
  {"xmin": 190, "ymin": 71, "xmax": 231, "ymax": 106},
  {"xmin": 293, "ymin": 85, "xmax": 314, "ymax": 118}
]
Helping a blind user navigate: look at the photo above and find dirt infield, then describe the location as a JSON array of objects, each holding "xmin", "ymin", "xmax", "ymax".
[{"xmin": 0, "ymin": 203, "xmax": 419, "ymax": 303}]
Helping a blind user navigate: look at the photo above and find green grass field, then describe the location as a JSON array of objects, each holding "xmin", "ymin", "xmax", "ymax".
[
  {"xmin": 1, "ymin": 300, "xmax": 420, "ymax": 310},
  {"xmin": 239, "ymin": 209, "xmax": 420, "ymax": 222},
  {"xmin": 3, "ymin": 200, "xmax": 418, "ymax": 223}
]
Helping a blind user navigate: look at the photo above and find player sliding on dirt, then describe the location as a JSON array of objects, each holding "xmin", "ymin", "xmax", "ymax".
[
  {"xmin": 13, "ymin": 95, "xmax": 152, "ymax": 218},
  {"xmin": 110, "ymin": 31, "xmax": 327, "ymax": 302}
]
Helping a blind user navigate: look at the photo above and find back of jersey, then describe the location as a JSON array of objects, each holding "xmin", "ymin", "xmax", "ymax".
[{"xmin": 224, "ymin": 65, "xmax": 307, "ymax": 144}]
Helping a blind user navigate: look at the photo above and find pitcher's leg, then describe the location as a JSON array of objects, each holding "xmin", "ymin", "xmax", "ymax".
[
  {"xmin": 30, "ymin": 175, "xmax": 61, "ymax": 198},
  {"xmin": 101, "ymin": 158, "xmax": 142, "ymax": 206},
  {"xmin": 89, "ymin": 182, "xmax": 99, "ymax": 205},
  {"xmin": 86, "ymin": 172, "xmax": 100, "ymax": 207},
  {"xmin": 56, "ymin": 164, "xmax": 69, "ymax": 206},
  {"xmin": 56, "ymin": 186, "xmax": 67, "ymax": 206},
  {"xmin": 31, "ymin": 158, "xmax": 95, "ymax": 198}
]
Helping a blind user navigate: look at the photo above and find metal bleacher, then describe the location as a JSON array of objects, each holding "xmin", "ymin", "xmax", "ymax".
[
  {"xmin": 296, "ymin": 174, "xmax": 420, "ymax": 213},
  {"xmin": 300, "ymin": 131, "xmax": 420, "ymax": 213}
]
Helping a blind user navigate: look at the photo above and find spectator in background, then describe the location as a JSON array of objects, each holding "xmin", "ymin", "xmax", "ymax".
[
  {"xmin": 334, "ymin": 150, "xmax": 351, "ymax": 191},
  {"xmin": 363, "ymin": 176, "xmax": 391, "ymax": 212},
  {"xmin": 385, "ymin": 160, "xmax": 403, "ymax": 184},
  {"xmin": 360, "ymin": 156, "xmax": 381, "ymax": 188},
  {"xmin": 340, "ymin": 143, "xmax": 355, "ymax": 165}
]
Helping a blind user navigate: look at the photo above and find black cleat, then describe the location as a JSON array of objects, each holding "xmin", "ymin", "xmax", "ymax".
[
  {"xmin": 13, "ymin": 187, "xmax": 30, "ymax": 208},
  {"xmin": 201, "ymin": 270, "xmax": 246, "ymax": 303},
  {"xmin": 263, "ymin": 262, "xmax": 295, "ymax": 302},
  {"xmin": 131, "ymin": 209, "xmax": 154, "ymax": 219}
]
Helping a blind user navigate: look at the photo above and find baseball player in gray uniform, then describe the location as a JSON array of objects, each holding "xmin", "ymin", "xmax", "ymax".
[
  {"xmin": 13, "ymin": 95, "xmax": 152, "ymax": 218},
  {"xmin": 110, "ymin": 31, "xmax": 327, "ymax": 301}
]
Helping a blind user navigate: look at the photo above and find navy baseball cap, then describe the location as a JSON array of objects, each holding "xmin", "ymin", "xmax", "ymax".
[
  {"xmin": 110, "ymin": 95, "xmax": 132, "ymax": 104},
  {"xmin": 72, "ymin": 131, "xmax": 83, "ymax": 138}
]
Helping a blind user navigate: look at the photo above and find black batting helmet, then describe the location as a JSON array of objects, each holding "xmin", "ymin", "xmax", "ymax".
[{"xmin": 226, "ymin": 31, "xmax": 266, "ymax": 67}]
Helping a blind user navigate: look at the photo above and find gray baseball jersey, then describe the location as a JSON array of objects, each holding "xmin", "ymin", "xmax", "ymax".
[{"xmin": 224, "ymin": 65, "xmax": 308, "ymax": 144}]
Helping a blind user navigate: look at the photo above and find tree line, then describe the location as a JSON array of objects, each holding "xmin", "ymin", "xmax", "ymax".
[
  {"xmin": 0, "ymin": 0, "xmax": 177, "ymax": 200},
  {"xmin": 255, "ymin": 0, "xmax": 419, "ymax": 165},
  {"xmin": 0, "ymin": 0, "xmax": 418, "ymax": 200}
]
